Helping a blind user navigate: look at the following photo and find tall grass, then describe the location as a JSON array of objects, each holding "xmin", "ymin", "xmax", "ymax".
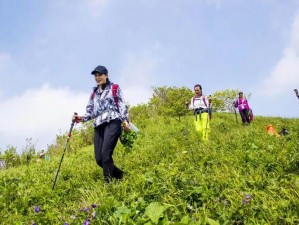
[{"xmin": 0, "ymin": 112, "xmax": 298, "ymax": 224}]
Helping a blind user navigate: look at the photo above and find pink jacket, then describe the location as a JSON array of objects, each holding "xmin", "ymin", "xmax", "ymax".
[{"xmin": 234, "ymin": 98, "xmax": 250, "ymax": 111}]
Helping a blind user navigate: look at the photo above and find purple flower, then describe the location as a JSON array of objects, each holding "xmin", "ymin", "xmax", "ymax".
[
  {"xmin": 34, "ymin": 206, "xmax": 41, "ymax": 213},
  {"xmin": 83, "ymin": 220, "xmax": 90, "ymax": 225},
  {"xmin": 242, "ymin": 199, "xmax": 247, "ymax": 205},
  {"xmin": 32, "ymin": 222, "xmax": 36, "ymax": 225},
  {"xmin": 246, "ymin": 194, "xmax": 251, "ymax": 199},
  {"xmin": 85, "ymin": 207, "xmax": 90, "ymax": 212},
  {"xmin": 64, "ymin": 223, "xmax": 69, "ymax": 225},
  {"xmin": 91, "ymin": 204, "xmax": 97, "ymax": 208}
]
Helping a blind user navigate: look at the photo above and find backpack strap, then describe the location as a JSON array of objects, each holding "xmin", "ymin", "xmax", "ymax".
[
  {"xmin": 203, "ymin": 96, "xmax": 208, "ymax": 107},
  {"xmin": 112, "ymin": 84, "xmax": 119, "ymax": 110},
  {"xmin": 90, "ymin": 84, "xmax": 119, "ymax": 110}
]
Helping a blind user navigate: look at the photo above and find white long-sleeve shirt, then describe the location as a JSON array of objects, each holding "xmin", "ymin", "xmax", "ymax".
[{"xmin": 189, "ymin": 95, "xmax": 208, "ymax": 110}]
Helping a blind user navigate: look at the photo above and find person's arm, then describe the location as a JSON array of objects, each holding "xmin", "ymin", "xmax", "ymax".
[
  {"xmin": 185, "ymin": 100, "xmax": 190, "ymax": 109},
  {"xmin": 233, "ymin": 99, "xmax": 238, "ymax": 108},
  {"xmin": 73, "ymin": 89, "xmax": 96, "ymax": 123},
  {"xmin": 81, "ymin": 92, "xmax": 96, "ymax": 122},
  {"xmin": 116, "ymin": 86, "xmax": 130, "ymax": 131},
  {"xmin": 188, "ymin": 97, "xmax": 195, "ymax": 110}
]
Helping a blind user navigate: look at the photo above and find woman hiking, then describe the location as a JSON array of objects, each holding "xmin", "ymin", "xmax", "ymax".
[
  {"xmin": 233, "ymin": 91, "xmax": 251, "ymax": 125},
  {"xmin": 186, "ymin": 84, "xmax": 211, "ymax": 142},
  {"xmin": 73, "ymin": 65, "xmax": 130, "ymax": 183}
]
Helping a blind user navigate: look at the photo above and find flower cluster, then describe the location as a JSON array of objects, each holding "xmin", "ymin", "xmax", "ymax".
[
  {"xmin": 31, "ymin": 204, "xmax": 97, "ymax": 224},
  {"xmin": 77, "ymin": 203, "xmax": 97, "ymax": 225},
  {"xmin": 242, "ymin": 194, "xmax": 251, "ymax": 205}
]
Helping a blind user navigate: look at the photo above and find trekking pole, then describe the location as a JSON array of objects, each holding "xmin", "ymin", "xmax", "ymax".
[
  {"xmin": 185, "ymin": 100, "xmax": 189, "ymax": 133},
  {"xmin": 233, "ymin": 107, "xmax": 238, "ymax": 124},
  {"xmin": 232, "ymin": 101, "xmax": 238, "ymax": 124},
  {"xmin": 52, "ymin": 112, "xmax": 78, "ymax": 190},
  {"xmin": 204, "ymin": 96, "xmax": 212, "ymax": 139},
  {"xmin": 204, "ymin": 112, "xmax": 209, "ymax": 139}
]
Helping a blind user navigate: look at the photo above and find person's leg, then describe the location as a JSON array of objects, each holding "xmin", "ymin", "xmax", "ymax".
[
  {"xmin": 94, "ymin": 125, "xmax": 104, "ymax": 168},
  {"xmin": 101, "ymin": 119, "xmax": 122, "ymax": 182},
  {"xmin": 194, "ymin": 115, "xmax": 203, "ymax": 140},
  {"xmin": 244, "ymin": 109, "xmax": 250, "ymax": 123},
  {"xmin": 202, "ymin": 112, "xmax": 210, "ymax": 141},
  {"xmin": 239, "ymin": 110, "xmax": 247, "ymax": 124}
]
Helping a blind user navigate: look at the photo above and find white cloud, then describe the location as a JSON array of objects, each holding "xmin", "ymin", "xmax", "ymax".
[
  {"xmin": 117, "ymin": 45, "xmax": 163, "ymax": 106},
  {"xmin": 0, "ymin": 84, "xmax": 89, "ymax": 153},
  {"xmin": 258, "ymin": 12, "xmax": 299, "ymax": 96},
  {"xmin": 86, "ymin": 0, "xmax": 108, "ymax": 17}
]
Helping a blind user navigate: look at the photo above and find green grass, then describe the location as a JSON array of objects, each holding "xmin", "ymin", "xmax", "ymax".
[{"xmin": 0, "ymin": 112, "xmax": 299, "ymax": 224}]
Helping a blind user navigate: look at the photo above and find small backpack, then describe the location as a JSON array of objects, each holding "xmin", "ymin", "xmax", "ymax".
[{"xmin": 248, "ymin": 108, "xmax": 254, "ymax": 121}]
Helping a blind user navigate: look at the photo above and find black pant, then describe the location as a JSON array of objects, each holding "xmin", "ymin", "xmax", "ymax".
[
  {"xmin": 239, "ymin": 109, "xmax": 250, "ymax": 124},
  {"xmin": 94, "ymin": 119, "xmax": 123, "ymax": 181}
]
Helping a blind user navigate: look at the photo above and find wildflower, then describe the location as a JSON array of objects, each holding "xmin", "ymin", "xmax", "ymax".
[
  {"xmin": 91, "ymin": 204, "xmax": 97, "ymax": 208},
  {"xmin": 83, "ymin": 220, "xmax": 90, "ymax": 225},
  {"xmin": 64, "ymin": 223, "xmax": 69, "ymax": 225},
  {"xmin": 71, "ymin": 214, "xmax": 76, "ymax": 220},
  {"xmin": 92, "ymin": 211, "xmax": 96, "ymax": 219},
  {"xmin": 34, "ymin": 206, "xmax": 41, "ymax": 213},
  {"xmin": 32, "ymin": 222, "xmax": 36, "ymax": 225},
  {"xmin": 246, "ymin": 194, "xmax": 251, "ymax": 200},
  {"xmin": 85, "ymin": 207, "xmax": 90, "ymax": 212},
  {"xmin": 242, "ymin": 199, "xmax": 247, "ymax": 205}
]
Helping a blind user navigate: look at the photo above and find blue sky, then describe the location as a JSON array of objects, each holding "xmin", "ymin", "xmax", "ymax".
[{"xmin": 0, "ymin": 0, "xmax": 299, "ymax": 152}]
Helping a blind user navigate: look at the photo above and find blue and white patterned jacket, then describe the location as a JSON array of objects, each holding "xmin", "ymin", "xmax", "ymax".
[{"xmin": 82, "ymin": 82, "xmax": 129, "ymax": 127}]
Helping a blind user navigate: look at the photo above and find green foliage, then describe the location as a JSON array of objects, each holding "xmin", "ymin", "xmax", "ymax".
[
  {"xmin": 0, "ymin": 110, "xmax": 299, "ymax": 224},
  {"xmin": 120, "ymin": 130, "xmax": 138, "ymax": 150},
  {"xmin": 149, "ymin": 86, "xmax": 193, "ymax": 120},
  {"xmin": 211, "ymin": 89, "xmax": 240, "ymax": 112},
  {"xmin": 3, "ymin": 146, "xmax": 20, "ymax": 168},
  {"xmin": 20, "ymin": 138, "xmax": 36, "ymax": 165},
  {"xmin": 145, "ymin": 202, "xmax": 165, "ymax": 224}
]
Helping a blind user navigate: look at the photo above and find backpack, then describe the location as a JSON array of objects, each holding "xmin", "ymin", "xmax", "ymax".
[{"xmin": 91, "ymin": 84, "xmax": 119, "ymax": 110}]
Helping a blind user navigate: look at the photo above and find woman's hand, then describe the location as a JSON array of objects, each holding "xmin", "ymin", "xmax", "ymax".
[
  {"xmin": 122, "ymin": 121, "xmax": 130, "ymax": 132},
  {"xmin": 72, "ymin": 115, "xmax": 83, "ymax": 123}
]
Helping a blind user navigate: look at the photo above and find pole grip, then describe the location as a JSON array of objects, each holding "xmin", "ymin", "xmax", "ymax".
[{"xmin": 68, "ymin": 112, "xmax": 78, "ymax": 137}]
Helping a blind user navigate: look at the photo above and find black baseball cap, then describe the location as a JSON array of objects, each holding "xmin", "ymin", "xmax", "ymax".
[{"xmin": 91, "ymin": 65, "xmax": 108, "ymax": 75}]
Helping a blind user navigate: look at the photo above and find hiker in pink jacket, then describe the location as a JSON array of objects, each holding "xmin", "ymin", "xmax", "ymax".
[{"xmin": 234, "ymin": 92, "xmax": 251, "ymax": 125}]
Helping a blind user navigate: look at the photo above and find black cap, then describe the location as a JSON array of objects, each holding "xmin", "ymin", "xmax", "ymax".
[{"xmin": 91, "ymin": 65, "xmax": 108, "ymax": 75}]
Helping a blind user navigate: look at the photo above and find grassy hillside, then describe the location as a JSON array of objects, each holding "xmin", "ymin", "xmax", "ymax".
[{"xmin": 0, "ymin": 112, "xmax": 299, "ymax": 224}]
